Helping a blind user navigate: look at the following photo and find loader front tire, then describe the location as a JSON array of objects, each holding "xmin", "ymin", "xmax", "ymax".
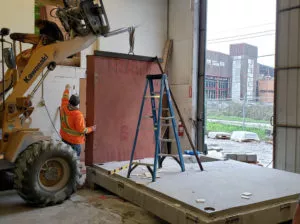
[{"xmin": 14, "ymin": 140, "xmax": 80, "ymax": 207}]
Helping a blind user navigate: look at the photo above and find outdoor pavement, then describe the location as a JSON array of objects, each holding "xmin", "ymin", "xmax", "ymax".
[{"xmin": 206, "ymin": 137, "xmax": 273, "ymax": 167}]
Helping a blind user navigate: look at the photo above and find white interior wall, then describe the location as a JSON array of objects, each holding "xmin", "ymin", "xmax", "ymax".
[
  {"xmin": 81, "ymin": 0, "xmax": 168, "ymax": 68},
  {"xmin": 275, "ymin": 0, "xmax": 300, "ymax": 172},
  {"xmin": 100, "ymin": 0, "xmax": 168, "ymax": 57},
  {"xmin": 0, "ymin": 0, "xmax": 34, "ymax": 74},
  {"xmin": 0, "ymin": 0, "xmax": 34, "ymax": 35},
  {"xmin": 26, "ymin": 66, "xmax": 86, "ymax": 140},
  {"xmin": 168, "ymin": 0, "xmax": 195, "ymax": 150}
]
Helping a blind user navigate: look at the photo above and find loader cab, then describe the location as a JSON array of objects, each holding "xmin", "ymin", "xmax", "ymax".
[
  {"xmin": 35, "ymin": 19, "xmax": 65, "ymax": 42},
  {"xmin": 3, "ymin": 47, "xmax": 16, "ymax": 69}
]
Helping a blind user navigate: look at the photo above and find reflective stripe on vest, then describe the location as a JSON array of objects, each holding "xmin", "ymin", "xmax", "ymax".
[{"xmin": 60, "ymin": 108, "xmax": 86, "ymax": 137}]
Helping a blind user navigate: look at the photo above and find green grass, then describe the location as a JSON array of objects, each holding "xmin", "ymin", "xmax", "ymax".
[
  {"xmin": 207, "ymin": 115, "xmax": 269, "ymax": 124},
  {"xmin": 207, "ymin": 122, "xmax": 267, "ymax": 140}
]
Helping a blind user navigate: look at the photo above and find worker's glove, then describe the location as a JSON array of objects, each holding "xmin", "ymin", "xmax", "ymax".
[{"xmin": 92, "ymin": 125, "xmax": 97, "ymax": 132}]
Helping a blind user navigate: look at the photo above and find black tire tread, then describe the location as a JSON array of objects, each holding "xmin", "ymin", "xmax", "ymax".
[{"xmin": 14, "ymin": 140, "xmax": 80, "ymax": 207}]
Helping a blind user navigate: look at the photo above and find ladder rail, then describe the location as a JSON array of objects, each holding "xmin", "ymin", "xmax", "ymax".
[
  {"xmin": 149, "ymin": 80, "xmax": 159, "ymax": 140},
  {"xmin": 127, "ymin": 81, "xmax": 149, "ymax": 178},
  {"xmin": 165, "ymin": 78, "xmax": 185, "ymax": 172},
  {"xmin": 128, "ymin": 74, "xmax": 186, "ymax": 182},
  {"xmin": 152, "ymin": 76, "xmax": 165, "ymax": 182}
]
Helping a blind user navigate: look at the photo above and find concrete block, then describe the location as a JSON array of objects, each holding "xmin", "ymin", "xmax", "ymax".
[
  {"xmin": 247, "ymin": 154, "xmax": 258, "ymax": 163},
  {"xmin": 208, "ymin": 132, "xmax": 231, "ymax": 140},
  {"xmin": 207, "ymin": 144, "xmax": 223, "ymax": 152},
  {"xmin": 224, "ymin": 153, "xmax": 237, "ymax": 160},
  {"xmin": 237, "ymin": 154, "xmax": 248, "ymax": 162},
  {"xmin": 231, "ymin": 131, "xmax": 260, "ymax": 142}
]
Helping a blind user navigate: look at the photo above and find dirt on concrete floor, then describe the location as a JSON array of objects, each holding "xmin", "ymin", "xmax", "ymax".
[{"xmin": 0, "ymin": 188, "xmax": 166, "ymax": 224}]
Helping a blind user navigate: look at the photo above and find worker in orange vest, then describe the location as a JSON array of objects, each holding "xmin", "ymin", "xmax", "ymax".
[{"xmin": 60, "ymin": 84, "xmax": 96, "ymax": 157}]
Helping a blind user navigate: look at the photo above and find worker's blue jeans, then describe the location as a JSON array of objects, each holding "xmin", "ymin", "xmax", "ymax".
[{"xmin": 62, "ymin": 140, "xmax": 81, "ymax": 157}]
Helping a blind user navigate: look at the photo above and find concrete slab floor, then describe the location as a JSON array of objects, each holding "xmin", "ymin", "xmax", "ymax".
[
  {"xmin": 0, "ymin": 189, "xmax": 166, "ymax": 224},
  {"xmin": 96, "ymin": 158, "xmax": 300, "ymax": 213}
]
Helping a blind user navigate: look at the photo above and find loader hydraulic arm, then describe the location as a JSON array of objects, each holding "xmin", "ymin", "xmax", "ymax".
[{"xmin": 0, "ymin": 0, "xmax": 132, "ymax": 154}]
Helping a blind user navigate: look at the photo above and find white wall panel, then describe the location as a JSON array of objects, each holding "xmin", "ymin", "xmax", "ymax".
[
  {"xmin": 168, "ymin": 0, "xmax": 195, "ymax": 151},
  {"xmin": 99, "ymin": 0, "xmax": 168, "ymax": 58},
  {"xmin": 0, "ymin": 0, "xmax": 34, "ymax": 35},
  {"xmin": 169, "ymin": 0, "xmax": 194, "ymax": 86},
  {"xmin": 275, "ymin": 127, "xmax": 286, "ymax": 170},
  {"xmin": 80, "ymin": 0, "xmax": 168, "ymax": 69},
  {"xmin": 275, "ymin": 0, "xmax": 300, "ymax": 172},
  {"xmin": 296, "ymin": 130, "xmax": 300, "ymax": 172},
  {"xmin": 286, "ymin": 129, "xmax": 297, "ymax": 172}
]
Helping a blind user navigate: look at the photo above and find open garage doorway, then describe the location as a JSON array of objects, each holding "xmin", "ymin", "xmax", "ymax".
[{"xmin": 204, "ymin": 0, "xmax": 276, "ymax": 167}]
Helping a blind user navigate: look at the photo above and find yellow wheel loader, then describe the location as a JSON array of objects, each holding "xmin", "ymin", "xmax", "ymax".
[{"xmin": 0, "ymin": 0, "xmax": 130, "ymax": 206}]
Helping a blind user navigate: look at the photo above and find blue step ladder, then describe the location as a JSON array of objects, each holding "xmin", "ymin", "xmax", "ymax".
[{"xmin": 127, "ymin": 74, "xmax": 185, "ymax": 182}]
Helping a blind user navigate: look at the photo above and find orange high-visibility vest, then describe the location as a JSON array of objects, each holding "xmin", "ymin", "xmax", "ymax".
[{"xmin": 60, "ymin": 89, "xmax": 92, "ymax": 144}]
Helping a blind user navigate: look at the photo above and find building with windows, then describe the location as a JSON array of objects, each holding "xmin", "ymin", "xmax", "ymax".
[
  {"xmin": 258, "ymin": 63, "xmax": 274, "ymax": 78},
  {"xmin": 230, "ymin": 43, "xmax": 258, "ymax": 102},
  {"xmin": 206, "ymin": 45, "xmax": 273, "ymax": 102},
  {"xmin": 205, "ymin": 50, "xmax": 232, "ymax": 100},
  {"xmin": 257, "ymin": 77, "xmax": 274, "ymax": 103}
]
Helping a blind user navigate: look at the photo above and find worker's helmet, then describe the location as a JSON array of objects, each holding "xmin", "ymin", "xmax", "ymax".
[{"xmin": 69, "ymin": 94, "xmax": 80, "ymax": 107}]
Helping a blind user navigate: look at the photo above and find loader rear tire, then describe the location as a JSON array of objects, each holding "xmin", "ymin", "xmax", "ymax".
[{"xmin": 14, "ymin": 140, "xmax": 80, "ymax": 207}]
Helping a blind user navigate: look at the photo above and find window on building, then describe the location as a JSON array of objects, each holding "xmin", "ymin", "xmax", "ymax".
[{"xmin": 212, "ymin": 60, "xmax": 220, "ymax": 66}]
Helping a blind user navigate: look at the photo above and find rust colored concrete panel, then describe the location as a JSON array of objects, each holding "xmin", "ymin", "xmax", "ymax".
[
  {"xmin": 85, "ymin": 53, "xmax": 161, "ymax": 165},
  {"xmin": 79, "ymin": 78, "xmax": 87, "ymax": 162}
]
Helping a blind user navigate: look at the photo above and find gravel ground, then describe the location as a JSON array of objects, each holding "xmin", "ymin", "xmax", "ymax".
[{"xmin": 205, "ymin": 137, "xmax": 273, "ymax": 168}]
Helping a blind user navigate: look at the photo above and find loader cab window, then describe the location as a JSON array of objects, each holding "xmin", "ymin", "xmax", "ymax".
[
  {"xmin": 35, "ymin": 19, "xmax": 64, "ymax": 42},
  {"xmin": 3, "ymin": 48, "xmax": 16, "ymax": 69}
]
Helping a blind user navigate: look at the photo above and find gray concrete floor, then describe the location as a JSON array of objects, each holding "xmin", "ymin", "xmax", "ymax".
[
  {"xmin": 98, "ymin": 159, "xmax": 300, "ymax": 213},
  {"xmin": 0, "ymin": 189, "xmax": 166, "ymax": 224}
]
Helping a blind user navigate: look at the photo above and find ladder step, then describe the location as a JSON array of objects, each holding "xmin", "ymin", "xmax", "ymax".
[
  {"xmin": 132, "ymin": 162, "xmax": 154, "ymax": 166},
  {"xmin": 143, "ymin": 115, "xmax": 154, "ymax": 119},
  {"xmin": 145, "ymin": 95, "xmax": 160, "ymax": 98},
  {"xmin": 146, "ymin": 74, "xmax": 163, "ymax": 80},
  {"xmin": 140, "ymin": 127, "xmax": 158, "ymax": 131},
  {"xmin": 151, "ymin": 92, "xmax": 166, "ymax": 95},
  {"xmin": 158, "ymin": 153, "xmax": 179, "ymax": 157},
  {"xmin": 160, "ymin": 116, "xmax": 174, "ymax": 120},
  {"xmin": 152, "ymin": 108, "xmax": 169, "ymax": 111},
  {"xmin": 160, "ymin": 138, "xmax": 176, "ymax": 142}
]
